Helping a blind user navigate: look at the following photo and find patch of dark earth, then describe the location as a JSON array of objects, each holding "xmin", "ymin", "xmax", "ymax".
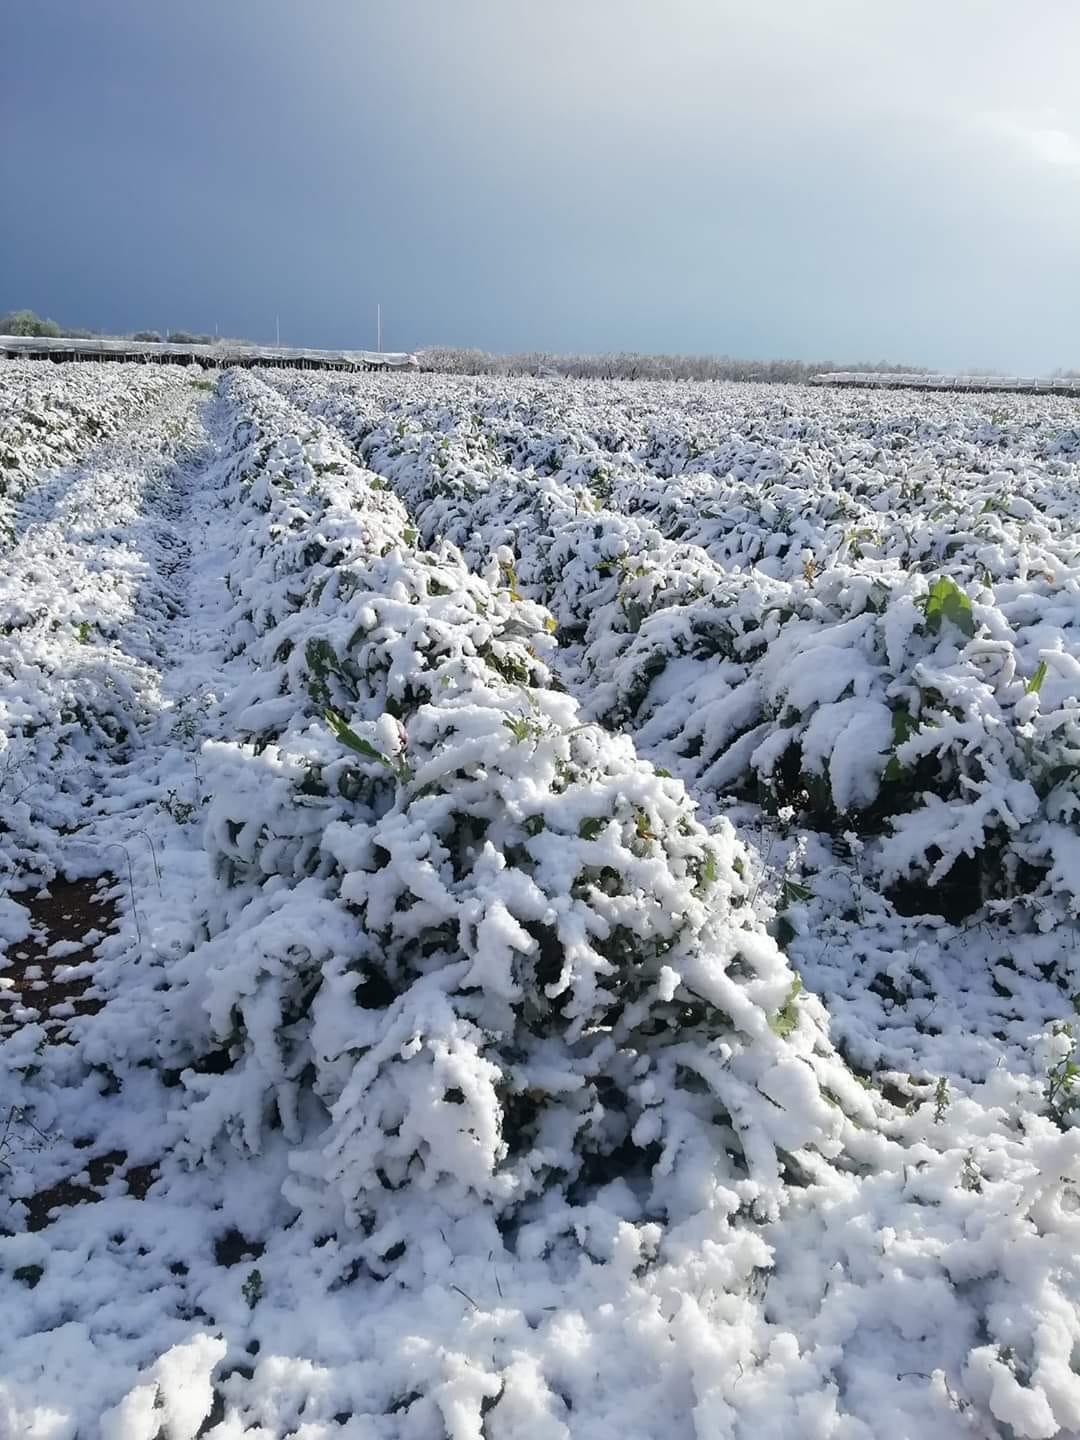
[{"xmin": 0, "ymin": 876, "xmax": 116, "ymax": 1042}]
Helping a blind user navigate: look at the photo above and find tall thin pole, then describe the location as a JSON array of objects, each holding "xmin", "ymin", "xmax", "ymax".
[
  {"xmin": 377, "ymin": 303, "xmax": 382, "ymax": 353},
  {"xmin": 276, "ymin": 315, "xmax": 280, "ymax": 347}
]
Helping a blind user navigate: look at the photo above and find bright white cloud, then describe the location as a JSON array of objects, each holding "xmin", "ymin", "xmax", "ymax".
[
  {"xmin": 980, "ymin": 111, "xmax": 1080, "ymax": 170},
  {"xmin": 1024, "ymin": 127, "xmax": 1080, "ymax": 168}
]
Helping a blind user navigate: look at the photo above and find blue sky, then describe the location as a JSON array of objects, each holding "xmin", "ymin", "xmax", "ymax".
[{"xmin": 3, "ymin": 0, "xmax": 1079, "ymax": 369}]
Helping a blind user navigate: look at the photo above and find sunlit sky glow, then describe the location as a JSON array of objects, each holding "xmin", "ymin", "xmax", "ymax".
[{"xmin": 3, "ymin": 0, "xmax": 1079, "ymax": 369}]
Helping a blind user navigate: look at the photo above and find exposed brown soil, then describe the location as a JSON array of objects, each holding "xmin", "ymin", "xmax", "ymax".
[
  {"xmin": 0, "ymin": 877, "xmax": 117, "ymax": 1043},
  {"xmin": 24, "ymin": 1175, "xmax": 102, "ymax": 1231},
  {"xmin": 2, "ymin": 876, "xmax": 167, "ymax": 1231},
  {"xmin": 24, "ymin": 1150, "xmax": 162, "ymax": 1231},
  {"xmin": 124, "ymin": 1161, "xmax": 160, "ymax": 1199}
]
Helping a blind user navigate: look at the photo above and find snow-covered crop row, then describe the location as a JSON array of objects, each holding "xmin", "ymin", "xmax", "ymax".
[
  {"xmin": 0, "ymin": 374, "xmax": 200, "ymax": 880},
  {"xmin": 271, "ymin": 371, "xmax": 1080, "ymax": 927},
  {"xmin": 0, "ymin": 360, "xmax": 184, "ymax": 543},
  {"xmin": 170, "ymin": 368, "xmax": 858, "ymax": 1231}
]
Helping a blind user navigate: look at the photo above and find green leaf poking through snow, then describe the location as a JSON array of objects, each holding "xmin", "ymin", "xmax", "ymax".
[
  {"xmin": 769, "ymin": 976, "xmax": 803, "ymax": 1038},
  {"xmin": 922, "ymin": 576, "xmax": 975, "ymax": 638},
  {"xmin": 323, "ymin": 708, "xmax": 410, "ymax": 780}
]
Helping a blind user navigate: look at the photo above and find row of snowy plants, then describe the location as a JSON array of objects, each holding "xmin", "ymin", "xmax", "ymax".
[
  {"xmin": 0, "ymin": 360, "xmax": 177, "ymax": 543},
  {"xmin": 274, "ymin": 372, "xmax": 1080, "ymax": 929},
  {"xmin": 168, "ymin": 369, "xmax": 864, "ymax": 1239},
  {"xmin": 0, "ymin": 366, "xmax": 191, "ymax": 878}
]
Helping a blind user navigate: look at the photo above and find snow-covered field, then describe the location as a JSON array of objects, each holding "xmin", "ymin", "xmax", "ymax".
[{"xmin": 3, "ymin": 360, "xmax": 1080, "ymax": 1439}]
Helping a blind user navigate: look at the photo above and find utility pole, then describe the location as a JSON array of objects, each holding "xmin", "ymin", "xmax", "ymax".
[
  {"xmin": 276, "ymin": 315, "xmax": 280, "ymax": 347},
  {"xmin": 377, "ymin": 303, "xmax": 382, "ymax": 353}
]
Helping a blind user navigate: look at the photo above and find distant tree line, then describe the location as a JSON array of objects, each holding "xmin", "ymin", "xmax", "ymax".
[
  {"xmin": 132, "ymin": 330, "xmax": 221, "ymax": 345},
  {"xmin": 415, "ymin": 347, "xmax": 933, "ymax": 382},
  {"xmin": 0, "ymin": 308, "xmax": 97, "ymax": 339},
  {"xmin": 1, "ymin": 310, "xmax": 243, "ymax": 346},
  {"xmin": 418, "ymin": 349, "xmax": 1080, "ymax": 382}
]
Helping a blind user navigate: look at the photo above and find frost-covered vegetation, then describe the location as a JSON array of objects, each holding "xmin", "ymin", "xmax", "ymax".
[
  {"xmin": 0, "ymin": 309, "xmax": 98, "ymax": 340},
  {"xmin": 417, "ymin": 345, "xmax": 931, "ymax": 382},
  {"xmin": 3, "ymin": 360, "xmax": 1080, "ymax": 1438},
  {"xmin": 0, "ymin": 362, "xmax": 178, "ymax": 543},
  {"xmin": 275, "ymin": 374, "xmax": 1080, "ymax": 917}
]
